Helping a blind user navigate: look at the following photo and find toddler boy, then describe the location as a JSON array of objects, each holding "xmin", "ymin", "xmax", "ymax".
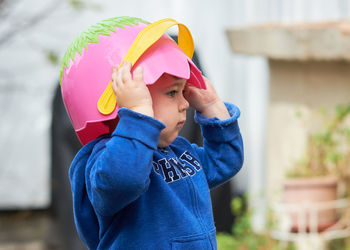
[{"xmin": 68, "ymin": 18, "xmax": 243, "ymax": 250}]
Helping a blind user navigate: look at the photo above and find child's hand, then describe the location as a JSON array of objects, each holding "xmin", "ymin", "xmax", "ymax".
[
  {"xmin": 112, "ymin": 62, "xmax": 154, "ymax": 117},
  {"xmin": 184, "ymin": 77, "xmax": 230, "ymax": 120}
]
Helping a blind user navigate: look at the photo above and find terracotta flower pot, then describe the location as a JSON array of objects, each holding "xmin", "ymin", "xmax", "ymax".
[{"xmin": 283, "ymin": 176, "xmax": 338, "ymax": 232}]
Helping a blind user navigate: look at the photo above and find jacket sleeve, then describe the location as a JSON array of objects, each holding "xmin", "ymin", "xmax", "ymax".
[
  {"xmin": 192, "ymin": 102, "xmax": 244, "ymax": 189},
  {"xmin": 85, "ymin": 108, "xmax": 165, "ymax": 217}
]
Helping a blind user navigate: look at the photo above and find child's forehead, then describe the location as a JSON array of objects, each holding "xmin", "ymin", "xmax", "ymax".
[{"xmin": 154, "ymin": 74, "xmax": 187, "ymax": 88}]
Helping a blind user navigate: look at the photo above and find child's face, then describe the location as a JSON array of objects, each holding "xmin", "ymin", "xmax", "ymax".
[{"xmin": 147, "ymin": 74, "xmax": 189, "ymax": 148}]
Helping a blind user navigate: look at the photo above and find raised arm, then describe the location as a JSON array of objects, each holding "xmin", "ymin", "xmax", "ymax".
[
  {"xmin": 86, "ymin": 63, "xmax": 165, "ymax": 216},
  {"xmin": 184, "ymin": 78, "xmax": 244, "ymax": 188}
]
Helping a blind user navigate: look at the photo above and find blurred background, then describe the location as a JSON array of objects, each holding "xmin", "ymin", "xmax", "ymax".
[{"xmin": 1, "ymin": 0, "xmax": 350, "ymax": 249}]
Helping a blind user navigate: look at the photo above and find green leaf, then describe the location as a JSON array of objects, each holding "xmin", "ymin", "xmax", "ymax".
[{"xmin": 46, "ymin": 50, "xmax": 59, "ymax": 65}]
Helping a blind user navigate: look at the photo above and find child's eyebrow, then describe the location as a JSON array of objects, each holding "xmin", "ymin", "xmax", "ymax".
[
  {"xmin": 162, "ymin": 76, "xmax": 187, "ymax": 89},
  {"xmin": 173, "ymin": 76, "xmax": 187, "ymax": 84},
  {"xmin": 169, "ymin": 81, "xmax": 186, "ymax": 88}
]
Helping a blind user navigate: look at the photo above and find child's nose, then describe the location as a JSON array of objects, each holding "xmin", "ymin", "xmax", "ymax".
[{"xmin": 179, "ymin": 94, "xmax": 189, "ymax": 111}]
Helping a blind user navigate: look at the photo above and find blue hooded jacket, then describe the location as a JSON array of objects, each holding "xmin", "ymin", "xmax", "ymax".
[{"xmin": 69, "ymin": 103, "xmax": 243, "ymax": 249}]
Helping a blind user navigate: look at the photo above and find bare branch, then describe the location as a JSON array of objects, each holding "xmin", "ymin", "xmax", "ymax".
[
  {"xmin": 0, "ymin": 0, "xmax": 15, "ymax": 21},
  {"xmin": 0, "ymin": 0, "xmax": 62, "ymax": 46}
]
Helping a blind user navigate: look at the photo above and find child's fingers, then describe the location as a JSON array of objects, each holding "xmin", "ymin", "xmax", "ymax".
[
  {"xmin": 111, "ymin": 66, "xmax": 119, "ymax": 92},
  {"xmin": 121, "ymin": 62, "xmax": 132, "ymax": 84},
  {"xmin": 115, "ymin": 63, "xmax": 131, "ymax": 87},
  {"xmin": 133, "ymin": 66, "xmax": 144, "ymax": 82},
  {"xmin": 112, "ymin": 66, "xmax": 118, "ymax": 82},
  {"xmin": 203, "ymin": 77, "xmax": 216, "ymax": 93},
  {"xmin": 116, "ymin": 69, "xmax": 123, "ymax": 88},
  {"xmin": 184, "ymin": 84, "xmax": 199, "ymax": 100}
]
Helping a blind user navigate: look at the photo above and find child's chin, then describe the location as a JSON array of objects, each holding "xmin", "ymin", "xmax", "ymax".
[{"xmin": 158, "ymin": 136, "xmax": 177, "ymax": 148}]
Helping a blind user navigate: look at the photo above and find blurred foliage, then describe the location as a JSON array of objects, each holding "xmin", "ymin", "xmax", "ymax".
[
  {"xmin": 217, "ymin": 195, "xmax": 295, "ymax": 250},
  {"xmin": 46, "ymin": 50, "xmax": 59, "ymax": 65},
  {"xmin": 287, "ymin": 103, "xmax": 350, "ymax": 183},
  {"xmin": 69, "ymin": 0, "xmax": 85, "ymax": 9},
  {"xmin": 68, "ymin": 0, "xmax": 102, "ymax": 11},
  {"xmin": 329, "ymin": 238, "xmax": 350, "ymax": 250},
  {"xmin": 217, "ymin": 195, "xmax": 350, "ymax": 249}
]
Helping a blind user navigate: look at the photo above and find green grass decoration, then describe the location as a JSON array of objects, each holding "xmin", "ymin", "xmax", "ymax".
[{"xmin": 60, "ymin": 16, "xmax": 150, "ymax": 83}]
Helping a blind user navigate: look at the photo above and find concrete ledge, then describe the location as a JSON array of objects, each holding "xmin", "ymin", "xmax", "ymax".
[{"xmin": 226, "ymin": 21, "xmax": 350, "ymax": 61}]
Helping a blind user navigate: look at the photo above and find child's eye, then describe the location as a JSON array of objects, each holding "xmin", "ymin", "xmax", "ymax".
[{"xmin": 167, "ymin": 90, "xmax": 178, "ymax": 97}]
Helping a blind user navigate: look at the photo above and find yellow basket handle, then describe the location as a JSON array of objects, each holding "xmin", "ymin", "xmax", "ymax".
[{"xmin": 97, "ymin": 18, "xmax": 194, "ymax": 115}]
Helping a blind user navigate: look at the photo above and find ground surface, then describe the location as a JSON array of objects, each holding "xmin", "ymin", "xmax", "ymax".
[{"xmin": 0, "ymin": 210, "xmax": 62, "ymax": 250}]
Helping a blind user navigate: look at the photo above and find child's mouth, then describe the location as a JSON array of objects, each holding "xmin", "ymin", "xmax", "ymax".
[{"xmin": 177, "ymin": 120, "xmax": 186, "ymax": 128}]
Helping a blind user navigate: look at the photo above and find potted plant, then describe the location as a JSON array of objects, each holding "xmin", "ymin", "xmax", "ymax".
[{"xmin": 283, "ymin": 104, "xmax": 350, "ymax": 232}]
